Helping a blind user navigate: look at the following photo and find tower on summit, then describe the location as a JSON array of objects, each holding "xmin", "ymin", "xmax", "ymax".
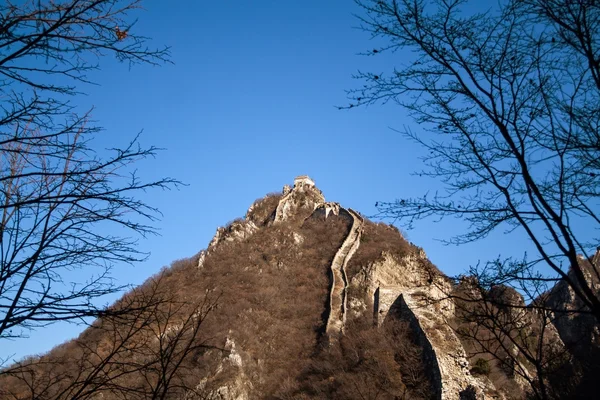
[{"xmin": 294, "ymin": 175, "xmax": 315, "ymax": 188}]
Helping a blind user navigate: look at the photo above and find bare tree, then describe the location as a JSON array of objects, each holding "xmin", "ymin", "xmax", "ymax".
[
  {"xmin": 347, "ymin": 0, "xmax": 600, "ymax": 396},
  {"xmin": 0, "ymin": 276, "xmax": 220, "ymax": 400},
  {"xmin": 349, "ymin": 0, "xmax": 600, "ymax": 326},
  {"xmin": 0, "ymin": 0, "xmax": 177, "ymax": 348},
  {"xmin": 451, "ymin": 273, "xmax": 578, "ymax": 399}
]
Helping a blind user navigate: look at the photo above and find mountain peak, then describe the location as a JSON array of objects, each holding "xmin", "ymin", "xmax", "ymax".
[
  {"xmin": 293, "ymin": 174, "xmax": 316, "ymax": 188},
  {"xmin": 272, "ymin": 175, "xmax": 325, "ymax": 223}
]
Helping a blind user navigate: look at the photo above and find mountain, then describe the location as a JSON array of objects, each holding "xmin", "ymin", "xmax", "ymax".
[{"xmin": 1, "ymin": 176, "xmax": 598, "ymax": 400}]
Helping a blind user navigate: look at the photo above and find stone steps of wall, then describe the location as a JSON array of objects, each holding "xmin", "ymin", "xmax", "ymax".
[{"xmin": 325, "ymin": 208, "xmax": 363, "ymax": 337}]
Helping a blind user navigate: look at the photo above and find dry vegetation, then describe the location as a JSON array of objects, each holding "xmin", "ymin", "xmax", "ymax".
[
  {"xmin": 347, "ymin": 220, "xmax": 440, "ymax": 280},
  {"xmin": 281, "ymin": 317, "xmax": 434, "ymax": 400},
  {"xmin": 191, "ymin": 210, "xmax": 352, "ymax": 395},
  {"xmin": 347, "ymin": 221, "xmax": 411, "ymax": 278}
]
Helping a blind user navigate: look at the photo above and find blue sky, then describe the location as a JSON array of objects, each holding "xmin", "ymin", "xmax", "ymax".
[{"xmin": 4, "ymin": 0, "xmax": 536, "ymax": 361}]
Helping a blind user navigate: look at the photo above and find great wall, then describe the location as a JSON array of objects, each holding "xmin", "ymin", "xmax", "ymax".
[
  {"xmin": 270, "ymin": 177, "xmax": 365, "ymax": 337},
  {"xmin": 323, "ymin": 206, "xmax": 363, "ymax": 337}
]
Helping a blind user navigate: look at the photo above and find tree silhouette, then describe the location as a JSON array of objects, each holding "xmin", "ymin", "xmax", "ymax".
[
  {"xmin": 0, "ymin": 0, "xmax": 177, "ymax": 350},
  {"xmin": 349, "ymin": 0, "xmax": 600, "ymax": 396},
  {"xmin": 0, "ymin": 276, "xmax": 220, "ymax": 399}
]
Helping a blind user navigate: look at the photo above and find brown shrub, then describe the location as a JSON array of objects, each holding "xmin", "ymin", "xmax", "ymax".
[
  {"xmin": 282, "ymin": 316, "xmax": 435, "ymax": 400},
  {"xmin": 184, "ymin": 212, "xmax": 351, "ymax": 396},
  {"xmin": 348, "ymin": 221, "xmax": 410, "ymax": 276},
  {"xmin": 471, "ymin": 358, "xmax": 491, "ymax": 376}
]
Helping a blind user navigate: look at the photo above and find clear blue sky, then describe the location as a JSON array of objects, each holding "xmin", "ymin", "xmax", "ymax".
[{"xmin": 5, "ymin": 0, "xmax": 535, "ymax": 361}]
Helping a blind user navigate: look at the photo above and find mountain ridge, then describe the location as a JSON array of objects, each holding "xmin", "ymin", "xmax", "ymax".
[{"xmin": 1, "ymin": 176, "xmax": 598, "ymax": 400}]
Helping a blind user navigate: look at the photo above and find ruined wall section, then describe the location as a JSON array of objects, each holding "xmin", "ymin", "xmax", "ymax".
[
  {"xmin": 378, "ymin": 286, "xmax": 489, "ymax": 399},
  {"xmin": 349, "ymin": 250, "xmax": 453, "ymax": 320},
  {"xmin": 348, "ymin": 250, "xmax": 492, "ymax": 399},
  {"xmin": 342, "ymin": 210, "xmax": 364, "ymax": 327}
]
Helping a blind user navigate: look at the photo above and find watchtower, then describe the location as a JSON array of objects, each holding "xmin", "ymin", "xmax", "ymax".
[{"xmin": 294, "ymin": 175, "xmax": 315, "ymax": 188}]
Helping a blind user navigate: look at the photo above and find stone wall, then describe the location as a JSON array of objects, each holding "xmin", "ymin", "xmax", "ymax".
[
  {"xmin": 378, "ymin": 287, "xmax": 489, "ymax": 399},
  {"xmin": 324, "ymin": 206, "xmax": 364, "ymax": 337}
]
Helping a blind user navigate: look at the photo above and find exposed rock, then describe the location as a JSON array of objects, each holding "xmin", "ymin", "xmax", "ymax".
[
  {"xmin": 201, "ymin": 337, "xmax": 251, "ymax": 400},
  {"xmin": 488, "ymin": 285, "xmax": 526, "ymax": 309},
  {"xmin": 376, "ymin": 288, "xmax": 488, "ymax": 399},
  {"xmin": 197, "ymin": 250, "xmax": 207, "ymax": 268},
  {"xmin": 197, "ymin": 218, "xmax": 260, "ymax": 270},
  {"xmin": 542, "ymin": 250, "xmax": 600, "ymax": 356},
  {"xmin": 292, "ymin": 232, "xmax": 304, "ymax": 244},
  {"xmin": 273, "ymin": 175, "xmax": 325, "ymax": 223},
  {"xmin": 367, "ymin": 253, "xmax": 488, "ymax": 399}
]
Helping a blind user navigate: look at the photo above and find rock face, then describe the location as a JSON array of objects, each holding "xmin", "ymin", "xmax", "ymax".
[
  {"xmin": 199, "ymin": 337, "xmax": 250, "ymax": 400},
  {"xmin": 368, "ymin": 254, "xmax": 489, "ymax": 399},
  {"xmin": 543, "ymin": 252, "xmax": 600, "ymax": 356},
  {"xmin": 273, "ymin": 175, "xmax": 324, "ymax": 223}
]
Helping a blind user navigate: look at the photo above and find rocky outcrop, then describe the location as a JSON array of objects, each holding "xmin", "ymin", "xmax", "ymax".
[
  {"xmin": 197, "ymin": 337, "xmax": 251, "ymax": 400},
  {"xmin": 354, "ymin": 251, "xmax": 491, "ymax": 399},
  {"xmin": 378, "ymin": 287, "xmax": 489, "ymax": 399},
  {"xmin": 274, "ymin": 176, "xmax": 324, "ymax": 223},
  {"xmin": 198, "ymin": 219, "xmax": 258, "ymax": 268},
  {"xmin": 543, "ymin": 249, "xmax": 600, "ymax": 355},
  {"xmin": 274, "ymin": 188, "xmax": 295, "ymax": 223},
  {"xmin": 198, "ymin": 187, "xmax": 295, "ymax": 268}
]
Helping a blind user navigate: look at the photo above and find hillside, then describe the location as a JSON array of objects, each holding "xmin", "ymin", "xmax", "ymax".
[{"xmin": 1, "ymin": 176, "xmax": 598, "ymax": 400}]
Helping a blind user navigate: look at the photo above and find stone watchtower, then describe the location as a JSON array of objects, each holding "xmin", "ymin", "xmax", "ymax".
[{"xmin": 293, "ymin": 175, "xmax": 315, "ymax": 188}]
